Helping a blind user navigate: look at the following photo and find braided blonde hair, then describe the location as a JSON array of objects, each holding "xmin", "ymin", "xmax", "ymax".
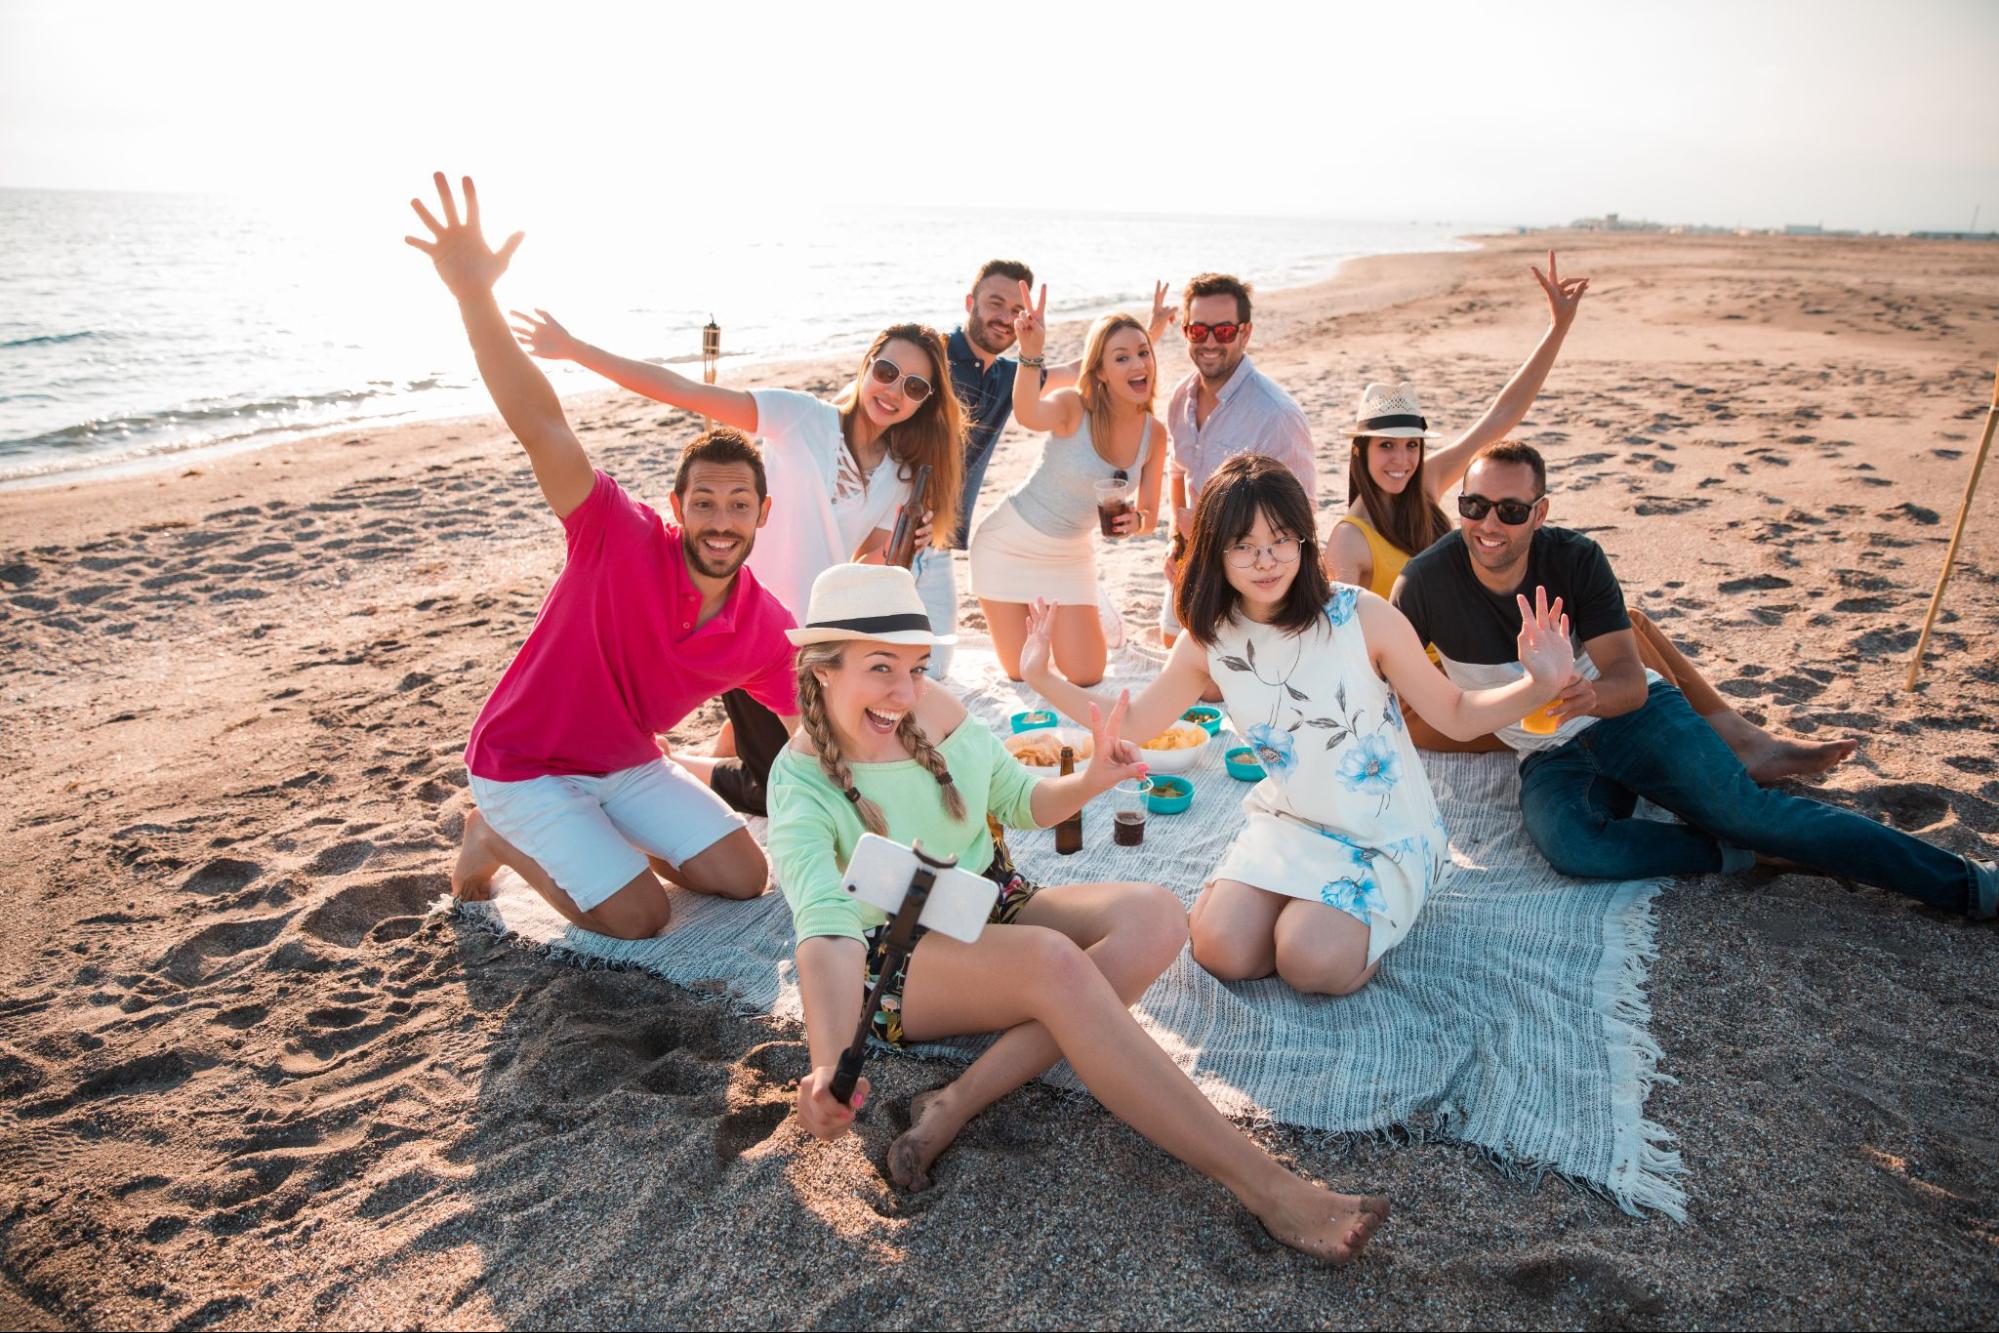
[{"xmin": 795, "ymin": 642, "xmax": 965, "ymax": 835}]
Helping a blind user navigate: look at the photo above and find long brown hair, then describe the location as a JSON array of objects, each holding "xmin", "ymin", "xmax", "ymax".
[
  {"xmin": 793, "ymin": 642, "xmax": 965, "ymax": 833},
  {"xmin": 1077, "ymin": 313, "xmax": 1156, "ymax": 455},
  {"xmin": 1176, "ymin": 454, "xmax": 1331, "ymax": 646},
  {"xmin": 835, "ymin": 323, "xmax": 964, "ymax": 551},
  {"xmin": 1347, "ymin": 435, "xmax": 1451, "ymax": 558}
]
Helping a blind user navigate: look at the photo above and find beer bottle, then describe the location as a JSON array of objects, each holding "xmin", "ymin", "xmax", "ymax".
[
  {"xmin": 1055, "ymin": 746, "xmax": 1083, "ymax": 855},
  {"xmin": 886, "ymin": 463, "xmax": 934, "ymax": 569}
]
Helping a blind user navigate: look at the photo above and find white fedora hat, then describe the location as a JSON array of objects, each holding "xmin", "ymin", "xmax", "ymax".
[
  {"xmin": 1352, "ymin": 382, "xmax": 1443, "ymax": 439},
  {"xmin": 784, "ymin": 563, "xmax": 957, "ymax": 648}
]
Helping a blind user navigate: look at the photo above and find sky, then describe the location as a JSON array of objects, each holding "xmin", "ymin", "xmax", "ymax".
[{"xmin": 2, "ymin": 0, "xmax": 1997, "ymax": 232}]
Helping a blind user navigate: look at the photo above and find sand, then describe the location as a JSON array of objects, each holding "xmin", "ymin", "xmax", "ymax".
[{"xmin": 2, "ymin": 230, "xmax": 1996, "ymax": 1329}]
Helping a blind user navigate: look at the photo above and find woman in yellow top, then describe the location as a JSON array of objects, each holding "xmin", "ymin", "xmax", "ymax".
[{"xmin": 1324, "ymin": 254, "xmax": 1853, "ymax": 781}]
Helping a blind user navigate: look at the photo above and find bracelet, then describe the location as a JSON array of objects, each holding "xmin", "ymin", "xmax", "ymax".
[{"xmin": 1017, "ymin": 354, "xmax": 1045, "ymax": 368}]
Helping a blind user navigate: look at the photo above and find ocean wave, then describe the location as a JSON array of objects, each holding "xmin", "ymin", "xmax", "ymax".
[
  {"xmin": 0, "ymin": 329, "xmax": 103, "ymax": 350},
  {"xmin": 0, "ymin": 385, "xmax": 403, "ymax": 458}
]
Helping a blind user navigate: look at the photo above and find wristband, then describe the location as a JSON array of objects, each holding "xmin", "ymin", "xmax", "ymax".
[{"xmin": 1018, "ymin": 354, "xmax": 1045, "ymax": 368}]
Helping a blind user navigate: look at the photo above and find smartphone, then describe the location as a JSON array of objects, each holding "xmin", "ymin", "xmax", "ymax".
[{"xmin": 842, "ymin": 834, "xmax": 996, "ymax": 944}]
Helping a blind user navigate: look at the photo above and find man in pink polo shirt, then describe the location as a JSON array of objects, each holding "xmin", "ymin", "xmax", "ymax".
[{"xmin": 407, "ymin": 173, "xmax": 798, "ymax": 940}]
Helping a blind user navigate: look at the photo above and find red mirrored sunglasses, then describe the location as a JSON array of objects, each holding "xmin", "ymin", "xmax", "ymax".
[{"xmin": 1183, "ymin": 322, "xmax": 1242, "ymax": 345}]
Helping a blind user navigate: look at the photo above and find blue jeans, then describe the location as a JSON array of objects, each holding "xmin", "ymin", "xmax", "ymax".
[
  {"xmin": 911, "ymin": 547, "xmax": 957, "ymax": 680},
  {"xmin": 1519, "ymin": 681, "xmax": 1972, "ymax": 912}
]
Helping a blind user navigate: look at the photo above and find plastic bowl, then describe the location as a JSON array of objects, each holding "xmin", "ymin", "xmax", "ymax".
[
  {"xmin": 1137, "ymin": 719, "xmax": 1211, "ymax": 774},
  {"xmin": 1147, "ymin": 775, "xmax": 1194, "ymax": 815},
  {"xmin": 1010, "ymin": 709, "xmax": 1059, "ymax": 734},
  {"xmin": 1003, "ymin": 727, "xmax": 1091, "ymax": 773},
  {"xmin": 1224, "ymin": 746, "xmax": 1267, "ymax": 782},
  {"xmin": 1181, "ymin": 704, "xmax": 1223, "ymax": 736}
]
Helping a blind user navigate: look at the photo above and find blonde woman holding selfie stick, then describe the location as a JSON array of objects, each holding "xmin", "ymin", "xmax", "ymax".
[
  {"xmin": 968, "ymin": 282, "xmax": 1167, "ymax": 686},
  {"xmin": 766, "ymin": 563, "xmax": 1390, "ymax": 1265}
]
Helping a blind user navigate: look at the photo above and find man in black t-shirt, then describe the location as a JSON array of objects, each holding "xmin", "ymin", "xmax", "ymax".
[{"xmin": 1394, "ymin": 441, "xmax": 1995, "ymax": 918}]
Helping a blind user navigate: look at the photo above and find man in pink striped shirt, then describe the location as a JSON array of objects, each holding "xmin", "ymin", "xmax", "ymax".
[{"xmin": 407, "ymin": 173, "xmax": 796, "ymax": 940}]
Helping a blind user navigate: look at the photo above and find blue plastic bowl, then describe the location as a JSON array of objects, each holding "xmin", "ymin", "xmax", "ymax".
[
  {"xmin": 1010, "ymin": 709, "xmax": 1059, "ymax": 734},
  {"xmin": 1181, "ymin": 705, "xmax": 1223, "ymax": 736},
  {"xmin": 1147, "ymin": 775, "xmax": 1195, "ymax": 815},
  {"xmin": 1224, "ymin": 746, "xmax": 1266, "ymax": 782}
]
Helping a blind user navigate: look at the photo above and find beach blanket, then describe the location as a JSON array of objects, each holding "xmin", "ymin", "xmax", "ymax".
[{"xmin": 453, "ymin": 635, "xmax": 1686, "ymax": 1220}]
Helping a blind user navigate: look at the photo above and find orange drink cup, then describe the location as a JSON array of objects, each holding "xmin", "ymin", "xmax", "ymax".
[{"xmin": 1520, "ymin": 698, "xmax": 1564, "ymax": 735}]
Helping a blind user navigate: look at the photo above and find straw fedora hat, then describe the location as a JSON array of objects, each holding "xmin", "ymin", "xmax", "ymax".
[
  {"xmin": 784, "ymin": 563, "xmax": 957, "ymax": 648},
  {"xmin": 1352, "ymin": 382, "xmax": 1444, "ymax": 439}
]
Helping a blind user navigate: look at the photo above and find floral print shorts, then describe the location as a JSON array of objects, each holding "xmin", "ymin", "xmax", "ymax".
[{"xmin": 863, "ymin": 831, "xmax": 1038, "ymax": 1048}]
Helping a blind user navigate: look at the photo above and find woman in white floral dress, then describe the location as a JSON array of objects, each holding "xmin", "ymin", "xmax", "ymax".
[{"xmin": 1023, "ymin": 454, "xmax": 1577, "ymax": 996}]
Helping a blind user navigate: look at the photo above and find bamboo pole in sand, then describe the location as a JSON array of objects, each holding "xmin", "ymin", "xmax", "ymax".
[{"xmin": 1906, "ymin": 359, "xmax": 1999, "ymax": 690}]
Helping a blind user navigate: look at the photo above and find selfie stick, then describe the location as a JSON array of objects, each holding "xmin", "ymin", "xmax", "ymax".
[{"xmin": 830, "ymin": 841, "xmax": 958, "ymax": 1105}]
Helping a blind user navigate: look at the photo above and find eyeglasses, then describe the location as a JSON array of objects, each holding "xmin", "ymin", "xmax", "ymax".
[
  {"xmin": 1223, "ymin": 536, "xmax": 1301, "ymax": 568},
  {"xmin": 1457, "ymin": 492, "xmax": 1545, "ymax": 525},
  {"xmin": 868, "ymin": 357, "xmax": 933, "ymax": 402},
  {"xmin": 1183, "ymin": 322, "xmax": 1243, "ymax": 346}
]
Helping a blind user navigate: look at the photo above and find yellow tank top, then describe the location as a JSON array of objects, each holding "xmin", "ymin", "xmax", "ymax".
[
  {"xmin": 1335, "ymin": 514, "xmax": 1438, "ymax": 662},
  {"xmin": 1334, "ymin": 513, "xmax": 1411, "ymax": 599}
]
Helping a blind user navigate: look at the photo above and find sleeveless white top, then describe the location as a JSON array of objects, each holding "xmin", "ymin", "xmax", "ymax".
[
  {"xmin": 1008, "ymin": 415, "xmax": 1153, "ymax": 540},
  {"xmin": 1204, "ymin": 586, "xmax": 1449, "ymax": 964}
]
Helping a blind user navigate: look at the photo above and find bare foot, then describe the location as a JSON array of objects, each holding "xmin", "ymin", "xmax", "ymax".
[
  {"xmin": 886, "ymin": 1088, "xmax": 963, "ymax": 1192},
  {"xmin": 450, "ymin": 808, "xmax": 501, "ymax": 901},
  {"xmin": 1255, "ymin": 1181, "xmax": 1390, "ymax": 1266},
  {"xmin": 1708, "ymin": 711, "xmax": 1856, "ymax": 783}
]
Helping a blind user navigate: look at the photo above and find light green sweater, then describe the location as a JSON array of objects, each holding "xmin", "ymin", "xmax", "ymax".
[{"xmin": 766, "ymin": 719, "xmax": 1043, "ymax": 943}]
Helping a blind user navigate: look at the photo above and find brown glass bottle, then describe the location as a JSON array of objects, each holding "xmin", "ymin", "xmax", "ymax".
[
  {"xmin": 885, "ymin": 462, "xmax": 934, "ymax": 569},
  {"xmin": 1054, "ymin": 746, "xmax": 1083, "ymax": 855}
]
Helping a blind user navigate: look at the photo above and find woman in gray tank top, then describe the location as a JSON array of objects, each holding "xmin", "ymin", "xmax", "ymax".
[{"xmin": 969, "ymin": 284, "xmax": 1166, "ymax": 685}]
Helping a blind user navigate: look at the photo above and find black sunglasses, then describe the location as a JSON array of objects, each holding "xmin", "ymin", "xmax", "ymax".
[{"xmin": 1457, "ymin": 492, "xmax": 1545, "ymax": 525}]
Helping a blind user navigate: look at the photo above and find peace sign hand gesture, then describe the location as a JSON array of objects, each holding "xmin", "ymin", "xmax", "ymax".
[
  {"xmin": 404, "ymin": 172, "xmax": 524, "ymax": 301},
  {"xmin": 1013, "ymin": 281, "xmax": 1049, "ymax": 360},
  {"xmin": 1531, "ymin": 250, "xmax": 1589, "ymax": 328},
  {"xmin": 1082, "ymin": 690, "xmax": 1150, "ymax": 793},
  {"xmin": 1513, "ymin": 585, "xmax": 1575, "ymax": 688},
  {"xmin": 1147, "ymin": 280, "xmax": 1179, "ymax": 345}
]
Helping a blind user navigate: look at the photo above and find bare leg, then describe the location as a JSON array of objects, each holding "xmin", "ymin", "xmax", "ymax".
[
  {"xmin": 982, "ymin": 598, "xmax": 1031, "ymax": 680},
  {"xmin": 1050, "ymin": 602, "xmax": 1108, "ymax": 688},
  {"xmin": 1192, "ymin": 879, "xmax": 1376, "ymax": 996},
  {"xmin": 645, "ymin": 826, "xmax": 768, "ymax": 899},
  {"xmin": 896, "ymin": 923, "xmax": 1389, "ymax": 1264},
  {"xmin": 1188, "ymin": 877, "xmax": 1286, "ymax": 980},
  {"xmin": 451, "ymin": 809, "xmax": 670, "ymax": 938},
  {"xmin": 1628, "ymin": 607, "xmax": 1854, "ymax": 781},
  {"xmin": 887, "ymin": 881, "xmax": 1185, "ymax": 1191}
]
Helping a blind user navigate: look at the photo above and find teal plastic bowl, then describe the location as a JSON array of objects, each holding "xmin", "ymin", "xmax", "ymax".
[
  {"xmin": 1010, "ymin": 709, "xmax": 1059, "ymax": 734},
  {"xmin": 1224, "ymin": 746, "xmax": 1266, "ymax": 782},
  {"xmin": 1147, "ymin": 775, "xmax": 1195, "ymax": 815},
  {"xmin": 1181, "ymin": 705, "xmax": 1223, "ymax": 736}
]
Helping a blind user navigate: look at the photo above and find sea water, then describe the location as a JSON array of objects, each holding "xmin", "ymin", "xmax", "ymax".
[{"xmin": 0, "ymin": 188, "xmax": 1474, "ymax": 485}]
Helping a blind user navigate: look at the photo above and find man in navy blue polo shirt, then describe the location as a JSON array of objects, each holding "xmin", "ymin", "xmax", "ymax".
[{"xmin": 920, "ymin": 260, "xmax": 1171, "ymax": 676}]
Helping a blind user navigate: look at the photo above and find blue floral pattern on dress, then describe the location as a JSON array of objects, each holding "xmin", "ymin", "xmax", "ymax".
[
  {"xmin": 1243, "ymin": 723, "xmax": 1297, "ymax": 777},
  {"xmin": 1325, "ymin": 585, "xmax": 1360, "ymax": 627},
  {"xmin": 1383, "ymin": 689, "xmax": 1405, "ymax": 733},
  {"xmin": 1337, "ymin": 733, "xmax": 1400, "ymax": 811},
  {"xmin": 1320, "ymin": 874, "xmax": 1386, "ymax": 924}
]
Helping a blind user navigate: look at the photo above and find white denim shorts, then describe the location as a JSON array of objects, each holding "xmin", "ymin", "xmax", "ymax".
[{"xmin": 469, "ymin": 759, "xmax": 743, "ymax": 912}]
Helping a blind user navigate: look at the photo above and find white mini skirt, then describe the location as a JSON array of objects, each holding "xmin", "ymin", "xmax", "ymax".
[{"xmin": 968, "ymin": 499, "xmax": 1099, "ymax": 606}]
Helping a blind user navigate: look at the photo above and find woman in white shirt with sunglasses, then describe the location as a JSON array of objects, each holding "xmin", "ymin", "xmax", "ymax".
[{"xmin": 512, "ymin": 312, "xmax": 966, "ymax": 625}]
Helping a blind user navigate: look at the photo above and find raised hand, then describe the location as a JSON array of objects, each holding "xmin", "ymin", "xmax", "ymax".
[
  {"xmin": 1083, "ymin": 690, "xmax": 1149, "ymax": 791},
  {"xmin": 510, "ymin": 308, "xmax": 582, "ymax": 362},
  {"xmin": 1148, "ymin": 280, "xmax": 1179, "ymax": 345},
  {"xmin": 404, "ymin": 172, "xmax": 523, "ymax": 301},
  {"xmin": 1531, "ymin": 250, "xmax": 1589, "ymax": 327},
  {"xmin": 1013, "ymin": 281, "xmax": 1049, "ymax": 360},
  {"xmin": 1019, "ymin": 597, "xmax": 1057, "ymax": 682},
  {"xmin": 1513, "ymin": 585, "xmax": 1575, "ymax": 687}
]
